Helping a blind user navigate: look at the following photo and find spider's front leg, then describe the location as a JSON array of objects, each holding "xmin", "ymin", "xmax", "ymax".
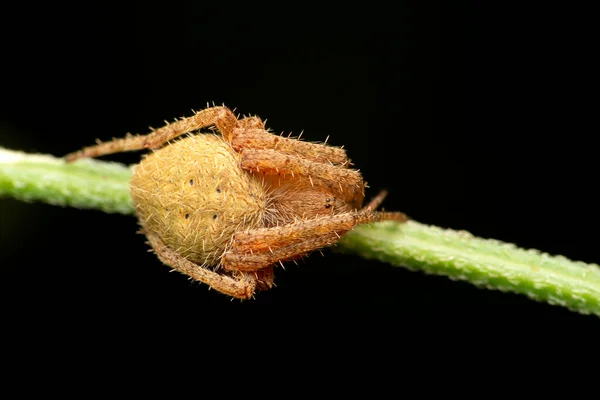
[
  {"xmin": 222, "ymin": 210, "xmax": 407, "ymax": 272},
  {"xmin": 232, "ymin": 128, "xmax": 350, "ymax": 166},
  {"xmin": 64, "ymin": 106, "xmax": 249, "ymax": 162},
  {"xmin": 240, "ymin": 149, "xmax": 363, "ymax": 200}
]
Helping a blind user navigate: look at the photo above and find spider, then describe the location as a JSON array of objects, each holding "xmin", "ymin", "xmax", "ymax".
[{"xmin": 65, "ymin": 105, "xmax": 407, "ymax": 299}]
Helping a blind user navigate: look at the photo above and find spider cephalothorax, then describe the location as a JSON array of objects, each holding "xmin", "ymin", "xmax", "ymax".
[{"xmin": 65, "ymin": 106, "xmax": 406, "ymax": 299}]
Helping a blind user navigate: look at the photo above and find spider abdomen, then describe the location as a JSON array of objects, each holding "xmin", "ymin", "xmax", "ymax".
[{"xmin": 130, "ymin": 134, "xmax": 267, "ymax": 267}]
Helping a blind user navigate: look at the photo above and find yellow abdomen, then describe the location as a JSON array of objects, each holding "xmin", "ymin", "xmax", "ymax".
[{"xmin": 130, "ymin": 134, "xmax": 267, "ymax": 267}]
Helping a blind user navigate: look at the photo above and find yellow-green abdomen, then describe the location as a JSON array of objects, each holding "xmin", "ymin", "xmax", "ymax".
[{"xmin": 130, "ymin": 134, "xmax": 266, "ymax": 267}]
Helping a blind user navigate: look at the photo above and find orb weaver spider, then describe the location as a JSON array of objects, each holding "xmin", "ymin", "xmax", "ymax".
[{"xmin": 66, "ymin": 106, "xmax": 407, "ymax": 299}]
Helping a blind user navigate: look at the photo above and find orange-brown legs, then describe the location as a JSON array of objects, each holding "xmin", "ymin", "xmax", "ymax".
[
  {"xmin": 222, "ymin": 233, "xmax": 341, "ymax": 272},
  {"xmin": 237, "ymin": 116, "xmax": 265, "ymax": 130},
  {"xmin": 64, "ymin": 104, "xmax": 348, "ymax": 171},
  {"xmin": 65, "ymin": 106, "xmax": 240, "ymax": 162},
  {"xmin": 240, "ymin": 149, "xmax": 363, "ymax": 195},
  {"xmin": 232, "ymin": 128, "xmax": 349, "ymax": 166},
  {"xmin": 254, "ymin": 265, "xmax": 275, "ymax": 291},
  {"xmin": 222, "ymin": 210, "xmax": 407, "ymax": 272},
  {"xmin": 363, "ymin": 189, "xmax": 389, "ymax": 212},
  {"xmin": 145, "ymin": 230, "xmax": 259, "ymax": 299}
]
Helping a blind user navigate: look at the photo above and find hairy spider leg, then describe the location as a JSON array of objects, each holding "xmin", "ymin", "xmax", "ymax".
[
  {"xmin": 145, "ymin": 230, "xmax": 261, "ymax": 299},
  {"xmin": 64, "ymin": 106, "xmax": 253, "ymax": 162},
  {"xmin": 252, "ymin": 265, "xmax": 276, "ymax": 291},
  {"xmin": 221, "ymin": 209, "xmax": 407, "ymax": 272},
  {"xmin": 240, "ymin": 148, "xmax": 363, "ymax": 200},
  {"xmin": 231, "ymin": 128, "xmax": 349, "ymax": 167},
  {"xmin": 363, "ymin": 189, "xmax": 390, "ymax": 211}
]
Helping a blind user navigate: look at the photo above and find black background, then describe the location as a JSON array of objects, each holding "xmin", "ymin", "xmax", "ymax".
[{"xmin": 1, "ymin": 2, "xmax": 599, "ymax": 364}]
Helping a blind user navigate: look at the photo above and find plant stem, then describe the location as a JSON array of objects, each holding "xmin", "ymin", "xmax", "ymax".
[
  {"xmin": 2, "ymin": 147, "xmax": 600, "ymax": 316},
  {"xmin": 0, "ymin": 148, "xmax": 133, "ymax": 214},
  {"xmin": 338, "ymin": 221, "xmax": 600, "ymax": 316}
]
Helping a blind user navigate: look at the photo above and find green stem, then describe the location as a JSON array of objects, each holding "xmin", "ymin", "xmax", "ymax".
[
  {"xmin": 338, "ymin": 221, "xmax": 600, "ymax": 316},
  {"xmin": 0, "ymin": 148, "xmax": 133, "ymax": 214},
  {"xmin": 2, "ymin": 147, "xmax": 600, "ymax": 316}
]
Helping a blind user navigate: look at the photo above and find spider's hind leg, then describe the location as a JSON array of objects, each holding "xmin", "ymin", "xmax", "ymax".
[
  {"xmin": 145, "ymin": 230, "xmax": 258, "ymax": 300},
  {"xmin": 65, "ymin": 106, "xmax": 239, "ymax": 162}
]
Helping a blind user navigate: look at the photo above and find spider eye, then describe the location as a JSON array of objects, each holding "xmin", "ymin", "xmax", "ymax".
[{"xmin": 324, "ymin": 197, "xmax": 335, "ymax": 209}]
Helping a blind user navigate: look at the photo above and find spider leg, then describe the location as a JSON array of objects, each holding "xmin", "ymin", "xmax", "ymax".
[
  {"xmin": 65, "ymin": 106, "xmax": 239, "ymax": 162},
  {"xmin": 145, "ymin": 230, "xmax": 258, "ymax": 299},
  {"xmin": 232, "ymin": 128, "xmax": 349, "ymax": 166},
  {"xmin": 363, "ymin": 189, "xmax": 389, "ymax": 212},
  {"xmin": 237, "ymin": 116, "xmax": 265, "ymax": 129},
  {"xmin": 222, "ymin": 210, "xmax": 407, "ymax": 272},
  {"xmin": 241, "ymin": 149, "xmax": 362, "ymax": 198},
  {"xmin": 254, "ymin": 265, "xmax": 275, "ymax": 291}
]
